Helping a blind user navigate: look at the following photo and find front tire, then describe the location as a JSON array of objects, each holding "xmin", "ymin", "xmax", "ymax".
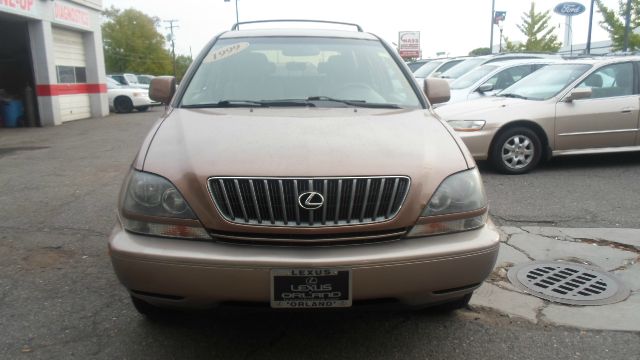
[
  {"xmin": 490, "ymin": 127, "xmax": 542, "ymax": 174},
  {"xmin": 131, "ymin": 296, "xmax": 167, "ymax": 320},
  {"xmin": 114, "ymin": 96, "xmax": 134, "ymax": 113},
  {"xmin": 435, "ymin": 293, "xmax": 473, "ymax": 312}
]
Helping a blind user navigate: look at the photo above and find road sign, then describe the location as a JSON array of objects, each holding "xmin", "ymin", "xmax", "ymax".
[{"xmin": 398, "ymin": 31, "xmax": 420, "ymax": 59}]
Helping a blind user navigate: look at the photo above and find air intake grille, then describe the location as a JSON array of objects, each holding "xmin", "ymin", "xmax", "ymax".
[{"xmin": 208, "ymin": 177, "xmax": 410, "ymax": 227}]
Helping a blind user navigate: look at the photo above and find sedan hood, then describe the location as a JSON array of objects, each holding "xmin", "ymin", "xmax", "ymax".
[
  {"xmin": 141, "ymin": 107, "xmax": 470, "ymax": 231},
  {"xmin": 435, "ymin": 96, "xmax": 528, "ymax": 119}
]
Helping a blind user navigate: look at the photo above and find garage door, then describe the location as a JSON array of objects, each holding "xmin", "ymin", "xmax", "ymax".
[{"xmin": 53, "ymin": 27, "xmax": 90, "ymax": 122}]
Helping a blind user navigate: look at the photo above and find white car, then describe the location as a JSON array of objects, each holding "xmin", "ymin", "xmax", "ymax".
[
  {"xmin": 445, "ymin": 59, "xmax": 560, "ymax": 104},
  {"xmin": 106, "ymin": 77, "xmax": 152, "ymax": 113}
]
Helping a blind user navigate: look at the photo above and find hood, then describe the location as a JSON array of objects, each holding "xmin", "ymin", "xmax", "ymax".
[
  {"xmin": 435, "ymin": 96, "xmax": 532, "ymax": 121},
  {"xmin": 141, "ymin": 107, "xmax": 470, "ymax": 231}
]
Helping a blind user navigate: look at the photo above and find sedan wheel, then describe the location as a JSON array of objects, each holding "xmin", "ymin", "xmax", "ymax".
[
  {"xmin": 114, "ymin": 96, "xmax": 134, "ymax": 113},
  {"xmin": 491, "ymin": 127, "xmax": 542, "ymax": 174}
]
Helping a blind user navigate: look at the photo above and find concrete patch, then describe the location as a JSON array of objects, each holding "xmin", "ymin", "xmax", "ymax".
[
  {"xmin": 542, "ymin": 294, "xmax": 640, "ymax": 331},
  {"xmin": 470, "ymin": 283, "xmax": 544, "ymax": 323},
  {"xmin": 522, "ymin": 226, "xmax": 640, "ymax": 249},
  {"xmin": 495, "ymin": 243, "xmax": 531, "ymax": 268},
  {"xmin": 508, "ymin": 233, "xmax": 636, "ymax": 271},
  {"xmin": 615, "ymin": 263, "xmax": 640, "ymax": 292},
  {"xmin": 499, "ymin": 226, "xmax": 527, "ymax": 236}
]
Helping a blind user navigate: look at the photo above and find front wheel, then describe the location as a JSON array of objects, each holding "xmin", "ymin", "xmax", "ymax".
[
  {"xmin": 114, "ymin": 96, "xmax": 134, "ymax": 113},
  {"xmin": 131, "ymin": 296, "xmax": 167, "ymax": 320},
  {"xmin": 490, "ymin": 127, "xmax": 542, "ymax": 175}
]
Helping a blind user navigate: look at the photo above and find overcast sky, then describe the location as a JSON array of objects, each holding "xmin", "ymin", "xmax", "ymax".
[{"xmin": 102, "ymin": 0, "xmax": 620, "ymax": 58}]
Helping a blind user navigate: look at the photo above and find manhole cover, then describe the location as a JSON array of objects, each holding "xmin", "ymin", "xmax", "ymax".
[{"xmin": 507, "ymin": 261, "xmax": 630, "ymax": 306}]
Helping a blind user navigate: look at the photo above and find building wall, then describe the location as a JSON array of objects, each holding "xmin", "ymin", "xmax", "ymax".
[{"xmin": 1, "ymin": 0, "xmax": 108, "ymax": 126}]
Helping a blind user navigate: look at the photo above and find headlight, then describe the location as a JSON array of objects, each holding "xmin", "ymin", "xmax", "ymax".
[
  {"xmin": 408, "ymin": 168, "xmax": 487, "ymax": 237},
  {"xmin": 448, "ymin": 120, "xmax": 486, "ymax": 132},
  {"xmin": 120, "ymin": 171, "xmax": 209, "ymax": 239}
]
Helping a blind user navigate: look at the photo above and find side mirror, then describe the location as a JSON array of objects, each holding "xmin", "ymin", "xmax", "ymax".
[
  {"xmin": 149, "ymin": 76, "xmax": 177, "ymax": 104},
  {"xmin": 476, "ymin": 83, "xmax": 494, "ymax": 93},
  {"xmin": 423, "ymin": 78, "xmax": 450, "ymax": 105},
  {"xmin": 563, "ymin": 87, "xmax": 592, "ymax": 102}
]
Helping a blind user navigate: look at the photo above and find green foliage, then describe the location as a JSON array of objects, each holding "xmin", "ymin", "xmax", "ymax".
[
  {"xmin": 468, "ymin": 47, "xmax": 491, "ymax": 56},
  {"xmin": 596, "ymin": 0, "xmax": 640, "ymax": 51},
  {"xmin": 503, "ymin": 2, "xmax": 562, "ymax": 52},
  {"xmin": 175, "ymin": 55, "xmax": 193, "ymax": 82},
  {"xmin": 102, "ymin": 7, "xmax": 173, "ymax": 75}
]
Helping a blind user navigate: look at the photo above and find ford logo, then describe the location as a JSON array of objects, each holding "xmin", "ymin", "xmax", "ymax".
[{"xmin": 554, "ymin": 2, "xmax": 586, "ymax": 16}]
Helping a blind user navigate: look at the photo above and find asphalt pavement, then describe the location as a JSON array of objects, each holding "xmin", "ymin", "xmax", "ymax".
[{"xmin": 1, "ymin": 108, "xmax": 639, "ymax": 359}]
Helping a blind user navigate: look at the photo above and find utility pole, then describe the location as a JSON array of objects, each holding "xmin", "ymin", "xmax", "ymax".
[
  {"xmin": 490, "ymin": 0, "xmax": 495, "ymax": 53},
  {"xmin": 224, "ymin": 0, "xmax": 239, "ymax": 24},
  {"xmin": 164, "ymin": 19, "xmax": 179, "ymax": 78},
  {"xmin": 586, "ymin": 0, "xmax": 595, "ymax": 54},
  {"xmin": 623, "ymin": 0, "xmax": 632, "ymax": 52}
]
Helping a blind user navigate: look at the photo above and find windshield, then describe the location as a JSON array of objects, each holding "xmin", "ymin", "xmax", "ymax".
[
  {"xmin": 407, "ymin": 61, "xmax": 428, "ymax": 72},
  {"xmin": 181, "ymin": 37, "xmax": 422, "ymax": 109},
  {"xmin": 106, "ymin": 78, "xmax": 121, "ymax": 89},
  {"xmin": 414, "ymin": 61, "xmax": 443, "ymax": 78},
  {"xmin": 440, "ymin": 58, "xmax": 487, "ymax": 79},
  {"xmin": 498, "ymin": 64, "xmax": 592, "ymax": 100},
  {"xmin": 450, "ymin": 64, "xmax": 499, "ymax": 89},
  {"xmin": 137, "ymin": 75, "xmax": 154, "ymax": 85}
]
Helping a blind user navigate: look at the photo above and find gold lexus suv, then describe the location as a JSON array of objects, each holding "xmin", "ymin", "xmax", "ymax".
[{"xmin": 108, "ymin": 20, "xmax": 500, "ymax": 317}]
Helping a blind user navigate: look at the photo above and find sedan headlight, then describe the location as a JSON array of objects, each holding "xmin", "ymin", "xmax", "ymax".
[
  {"xmin": 120, "ymin": 171, "xmax": 209, "ymax": 239},
  {"xmin": 448, "ymin": 120, "xmax": 486, "ymax": 132},
  {"xmin": 408, "ymin": 168, "xmax": 488, "ymax": 237}
]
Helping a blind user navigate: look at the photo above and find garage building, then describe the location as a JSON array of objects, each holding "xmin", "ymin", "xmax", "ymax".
[{"xmin": 0, "ymin": 0, "xmax": 108, "ymax": 128}]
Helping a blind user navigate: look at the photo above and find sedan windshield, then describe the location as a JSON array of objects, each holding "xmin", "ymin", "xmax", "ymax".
[
  {"xmin": 440, "ymin": 58, "xmax": 487, "ymax": 79},
  {"xmin": 181, "ymin": 37, "xmax": 422, "ymax": 109},
  {"xmin": 497, "ymin": 64, "xmax": 592, "ymax": 100},
  {"xmin": 413, "ymin": 61, "xmax": 443, "ymax": 78},
  {"xmin": 450, "ymin": 64, "xmax": 498, "ymax": 89}
]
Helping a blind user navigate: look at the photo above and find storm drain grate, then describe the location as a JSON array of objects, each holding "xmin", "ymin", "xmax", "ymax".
[{"xmin": 507, "ymin": 261, "xmax": 630, "ymax": 306}]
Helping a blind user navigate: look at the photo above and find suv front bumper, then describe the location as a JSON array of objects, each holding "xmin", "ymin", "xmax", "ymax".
[{"xmin": 108, "ymin": 221, "xmax": 500, "ymax": 308}]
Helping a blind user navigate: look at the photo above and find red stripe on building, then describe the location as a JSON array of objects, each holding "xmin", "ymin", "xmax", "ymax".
[{"xmin": 36, "ymin": 83, "xmax": 107, "ymax": 96}]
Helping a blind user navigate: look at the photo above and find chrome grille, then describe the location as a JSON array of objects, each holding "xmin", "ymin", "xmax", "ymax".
[{"xmin": 208, "ymin": 177, "xmax": 411, "ymax": 227}]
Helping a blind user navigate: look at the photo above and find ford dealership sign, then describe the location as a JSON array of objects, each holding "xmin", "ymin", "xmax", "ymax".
[{"xmin": 554, "ymin": 2, "xmax": 586, "ymax": 16}]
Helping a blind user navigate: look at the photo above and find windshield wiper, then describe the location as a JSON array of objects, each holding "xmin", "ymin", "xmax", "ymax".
[
  {"xmin": 182, "ymin": 99, "xmax": 317, "ymax": 108},
  {"xmin": 498, "ymin": 93, "xmax": 530, "ymax": 100},
  {"xmin": 306, "ymin": 96, "xmax": 401, "ymax": 109},
  {"xmin": 182, "ymin": 100, "xmax": 267, "ymax": 108}
]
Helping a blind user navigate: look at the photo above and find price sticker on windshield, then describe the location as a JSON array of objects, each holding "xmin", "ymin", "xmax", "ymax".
[{"xmin": 203, "ymin": 42, "xmax": 250, "ymax": 63}]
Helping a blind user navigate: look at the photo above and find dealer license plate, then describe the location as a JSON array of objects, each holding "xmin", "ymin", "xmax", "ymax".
[{"xmin": 270, "ymin": 269, "xmax": 352, "ymax": 308}]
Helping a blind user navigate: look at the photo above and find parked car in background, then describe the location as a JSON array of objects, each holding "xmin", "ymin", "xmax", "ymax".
[
  {"xmin": 407, "ymin": 59, "xmax": 430, "ymax": 72},
  {"xmin": 136, "ymin": 74, "xmax": 155, "ymax": 87},
  {"xmin": 106, "ymin": 77, "xmax": 152, "ymax": 113},
  {"xmin": 439, "ymin": 53, "xmax": 561, "ymax": 81},
  {"xmin": 413, "ymin": 57, "xmax": 466, "ymax": 82},
  {"xmin": 437, "ymin": 57, "xmax": 640, "ymax": 174},
  {"xmin": 445, "ymin": 59, "xmax": 558, "ymax": 104},
  {"xmin": 108, "ymin": 73, "xmax": 148, "ymax": 89},
  {"xmin": 108, "ymin": 21, "xmax": 499, "ymax": 318}
]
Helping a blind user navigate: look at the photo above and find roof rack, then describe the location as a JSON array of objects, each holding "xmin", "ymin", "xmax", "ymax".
[{"xmin": 230, "ymin": 19, "xmax": 363, "ymax": 32}]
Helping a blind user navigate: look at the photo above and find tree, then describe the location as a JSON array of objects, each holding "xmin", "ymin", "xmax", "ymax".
[
  {"xmin": 175, "ymin": 55, "xmax": 193, "ymax": 82},
  {"xmin": 503, "ymin": 2, "xmax": 562, "ymax": 52},
  {"xmin": 102, "ymin": 7, "xmax": 173, "ymax": 75},
  {"xmin": 468, "ymin": 47, "xmax": 491, "ymax": 56},
  {"xmin": 596, "ymin": 0, "xmax": 640, "ymax": 51}
]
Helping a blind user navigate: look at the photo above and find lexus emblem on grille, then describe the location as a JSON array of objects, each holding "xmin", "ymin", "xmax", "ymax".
[{"xmin": 298, "ymin": 191, "xmax": 325, "ymax": 210}]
